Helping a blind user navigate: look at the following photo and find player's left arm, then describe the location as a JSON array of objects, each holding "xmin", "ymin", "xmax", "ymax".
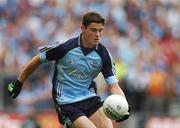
[
  {"xmin": 101, "ymin": 48, "xmax": 131, "ymax": 122},
  {"xmin": 108, "ymin": 83, "xmax": 131, "ymax": 122},
  {"xmin": 108, "ymin": 83, "xmax": 126, "ymax": 97}
]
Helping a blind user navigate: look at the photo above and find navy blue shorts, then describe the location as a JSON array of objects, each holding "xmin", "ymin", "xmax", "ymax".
[{"xmin": 55, "ymin": 96, "xmax": 103, "ymax": 127}]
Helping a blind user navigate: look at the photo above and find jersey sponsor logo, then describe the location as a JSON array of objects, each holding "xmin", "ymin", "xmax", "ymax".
[{"xmin": 66, "ymin": 68, "xmax": 91, "ymax": 79}]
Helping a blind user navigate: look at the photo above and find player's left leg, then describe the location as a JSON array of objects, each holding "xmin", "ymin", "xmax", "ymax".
[
  {"xmin": 89, "ymin": 107, "xmax": 113, "ymax": 128},
  {"xmin": 71, "ymin": 116, "xmax": 96, "ymax": 128}
]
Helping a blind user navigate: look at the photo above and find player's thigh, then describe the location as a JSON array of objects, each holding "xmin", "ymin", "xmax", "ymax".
[
  {"xmin": 71, "ymin": 116, "xmax": 96, "ymax": 128},
  {"xmin": 89, "ymin": 107, "xmax": 113, "ymax": 128}
]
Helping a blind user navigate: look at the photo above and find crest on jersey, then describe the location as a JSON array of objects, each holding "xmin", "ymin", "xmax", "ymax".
[
  {"xmin": 69, "ymin": 59, "xmax": 75, "ymax": 64},
  {"xmin": 90, "ymin": 61, "xmax": 98, "ymax": 68}
]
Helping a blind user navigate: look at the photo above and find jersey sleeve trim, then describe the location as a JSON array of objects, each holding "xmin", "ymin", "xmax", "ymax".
[
  {"xmin": 105, "ymin": 76, "xmax": 118, "ymax": 85},
  {"xmin": 38, "ymin": 37, "xmax": 78, "ymax": 62},
  {"xmin": 39, "ymin": 45, "xmax": 56, "ymax": 63},
  {"xmin": 39, "ymin": 52, "xmax": 48, "ymax": 63},
  {"xmin": 96, "ymin": 43, "xmax": 119, "ymax": 85}
]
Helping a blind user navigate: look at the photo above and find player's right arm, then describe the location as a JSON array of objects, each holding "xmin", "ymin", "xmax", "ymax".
[
  {"xmin": 7, "ymin": 38, "xmax": 75, "ymax": 99},
  {"xmin": 7, "ymin": 44, "xmax": 62, "ymax": 99},
  {"xmin": 7, "ymin": 54, "xmax": 42, "ymax": 98},
  {"xmin": 18, "ymin": 54, "xmax": 42, "ymax": 83}
]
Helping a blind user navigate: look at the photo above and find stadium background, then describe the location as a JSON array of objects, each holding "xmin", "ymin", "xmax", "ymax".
[{"xmin": 0, "ymin": 0, "xmax": 180, "ymax": 128}]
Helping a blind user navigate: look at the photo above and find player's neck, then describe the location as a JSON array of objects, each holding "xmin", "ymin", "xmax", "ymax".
[{"xmin": 81, "ymin": 35, "xmax": 95, "ymax": 48}]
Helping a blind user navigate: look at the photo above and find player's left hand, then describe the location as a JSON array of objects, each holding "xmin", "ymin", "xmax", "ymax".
[
  {"xmin": 116, "ymin": 106, "xmax": 131, "ymax": 122},
  {"xmin": 7, "ymin": 80, "xmax": 23, "ymax": 99}
]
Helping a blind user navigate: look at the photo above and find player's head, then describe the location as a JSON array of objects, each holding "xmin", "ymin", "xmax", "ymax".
[
  {"xmin": 81, "ymin": 12, "xmax": 105, "ymax": 47},
  {"xmin": 82, "ymin": 12, "xmax": 105, "ymax": 27}
]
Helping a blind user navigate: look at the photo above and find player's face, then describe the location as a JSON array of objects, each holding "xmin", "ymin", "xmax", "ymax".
[{"xmin": 81, "ymin": 22, "xmax": 104, "ymax": 48}]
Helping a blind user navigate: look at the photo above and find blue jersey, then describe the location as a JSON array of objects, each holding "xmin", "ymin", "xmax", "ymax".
[{"xmin": 39, "ymin": 34, "xmax": 118, "ymax": 104}]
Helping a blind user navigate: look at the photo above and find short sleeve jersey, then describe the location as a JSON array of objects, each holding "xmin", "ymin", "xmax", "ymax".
[{"xmin": 39, "ymin": 35, "xmax": 118, "ymax": 104}]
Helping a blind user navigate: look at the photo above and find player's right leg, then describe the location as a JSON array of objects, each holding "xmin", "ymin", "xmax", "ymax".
[
  {"xmin": 54, "ymin": 96, "xmax": 104, "ymax": 128},
  {"xmin": 54, "ymin": 98, "xmax": 98, "ymax": 128}
]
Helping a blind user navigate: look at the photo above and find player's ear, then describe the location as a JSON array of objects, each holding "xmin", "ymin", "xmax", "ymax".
[{"xmin": 81, "ymin": 25, "xmax": 85, "ymax": 32}]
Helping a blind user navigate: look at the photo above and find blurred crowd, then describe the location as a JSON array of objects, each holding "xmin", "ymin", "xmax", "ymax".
[{"xmin": 0, "ymin": 0, "xmax": 180, "ymax": 118}]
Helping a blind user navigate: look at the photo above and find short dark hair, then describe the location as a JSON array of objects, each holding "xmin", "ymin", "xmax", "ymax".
[{"xmin": 82, "ymin": 12, "xmax": 105, "ymax": 27}]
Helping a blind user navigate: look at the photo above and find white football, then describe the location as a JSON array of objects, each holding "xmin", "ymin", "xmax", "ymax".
[{"xmin": 103, "ymin": 94, "xmax": 129, "ymax": 120}]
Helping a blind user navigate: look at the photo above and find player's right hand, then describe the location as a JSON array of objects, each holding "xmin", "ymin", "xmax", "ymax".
[{"xmin": 7, "ymin": 80, "xmax": 23, "ymax": 98}]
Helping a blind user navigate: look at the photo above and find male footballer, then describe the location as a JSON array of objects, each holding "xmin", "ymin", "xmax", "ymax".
[{"xmin": 7, "ymin": 11, "xmax": 130, "ymax": 128}]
